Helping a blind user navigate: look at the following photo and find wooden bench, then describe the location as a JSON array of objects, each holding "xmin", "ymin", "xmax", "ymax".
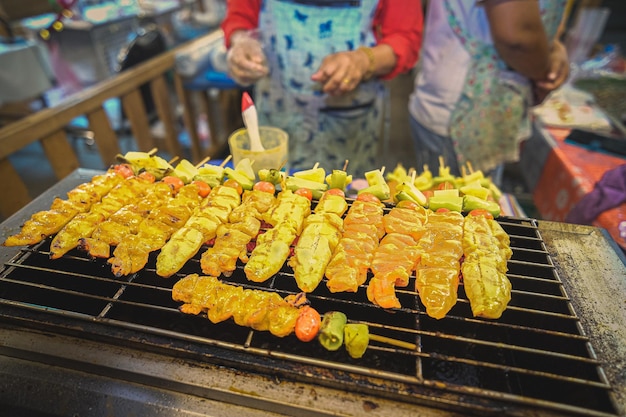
[{"xmin": 0, "ymin": 30, "xmax": 234, "ymax": 219}]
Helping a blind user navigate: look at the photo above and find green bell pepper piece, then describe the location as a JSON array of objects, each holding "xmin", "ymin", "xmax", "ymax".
[
  {"xmin": 343, "ymin": 323, "xmax": 369, "ymax": 359},
  {"xmin": 463, "ymin": 195, "xmax": 501, "ymax": 217},
  {"xmin": 318, "ymin": 311, "xmax": 347, "ymax": 351}
]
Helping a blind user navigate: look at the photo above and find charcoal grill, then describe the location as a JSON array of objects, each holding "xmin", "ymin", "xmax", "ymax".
[{"xmin": 1, "ymin": 169, "xmax": 624, "ymax": 417}]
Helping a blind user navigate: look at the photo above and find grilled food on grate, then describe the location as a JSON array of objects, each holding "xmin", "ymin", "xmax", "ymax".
[
  {"xmin": 3, "ymin": 170, "xmax": 124, "ymax": 247},
  {"xmin": 108, "ymin": 182, "xmax": 206, "ymax": 276},
  {"xmin": 173, "ymin": 273, "xmax": 319, "ymax": 338},
  {"xmin": 367, "ymin": 202, "xmax": 427, "ymax": 309},
  {"xmin": 156, "ymin": 184, "xmax": 242, "ymax": 278},
  {"xmin": 200, "ymin": 187, "xmax": 277, "ymax": 277},
  {"xmin": 50, "ymin": 176, "xmax": 155, "ymax": 259},
  {"xmin": 289, "ymin": 191, "xmax": 347, "ymax": 293},
  {"xmin": 461, "ymin": 210, "xmax": 513, "ymax": 319},
  {"xmin": 244, "ymin": 189, "xmax": 310, "ymax": 282},
  {"xmin": 414, "ymin": 210, "xmax": 464, "ymax": 319},
  {"xmin": 78, "ymin": 182, "xmax": 175, "ymax": 258},
  {"xmin": 325, "ymin": 193, "xmax": 385, "ymax": 293}
]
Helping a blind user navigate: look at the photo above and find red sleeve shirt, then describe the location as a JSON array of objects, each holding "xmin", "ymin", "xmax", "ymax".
[{"xmin": 221, "ymin": 0, "xmax": 423, "ymax": 79}]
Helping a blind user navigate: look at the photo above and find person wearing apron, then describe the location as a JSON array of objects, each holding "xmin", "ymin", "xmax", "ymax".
[
  {"xmin": 222, "ymin": 0, "xmax": 423, "ymax": 178},
  {"xmin": 408, "ymin": 0, "xmax": 569, "ymax": 180}
]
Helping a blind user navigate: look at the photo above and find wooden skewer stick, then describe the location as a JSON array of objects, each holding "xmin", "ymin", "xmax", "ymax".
[
  {"xmin": 380, "ymin": 166, "xmax": 386, "ymax": 176},
  {"xmin": 467, "ymin": 161, "xmax": 474, "ymax": 174},
  {"xmin": 342, "ymin": 159, "xmax": 349, "ymax": 171},
  {"xmin": 169, "ymin": 156, "xmax": 180, "ymax": 166},
  {"xmin": 279, "ymin": 159, "xmax": 287, "ymax": 171},
  {"xmin": 461, "ymin": 165, "xmax": 467, "ymax": 178},
  {"xmin": 438, "ymin": 156, "xmax": 445, "ymax": 172},
  {"xmin": 411, "ymin": 169, "xmax": 416, "ymax": 183},
  {"xmin": 312, "ymin": 162, "xmax": 320, "ymax": 170},
  {"xmin": 195, "ymin": 156, "xmax": 211, "ymax": 168},
  {"xmin": 147, "ymin": 147, "xmax": 158, "ymax": 156},
  {"xmin": 220, "ymin": 155, "xmax": 233, "ymax": 167},
  {"xmin": 369, "ymin": 334, "xmax": 416, "ymax": 351}
]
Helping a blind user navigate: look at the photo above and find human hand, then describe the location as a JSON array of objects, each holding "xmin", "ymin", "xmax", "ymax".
[
  {"xmin": 311, "ymin": 49, "xmax": 370, "ymax": 96},
  {"xmin": 533, "ymin": 39, "xmax": 570, "ymax": 104},
  {"xmin": 226, "ymin": 30, "xmax": 269, "ymax": 87}
]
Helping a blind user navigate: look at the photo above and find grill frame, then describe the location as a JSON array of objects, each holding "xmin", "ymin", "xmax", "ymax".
[{"xmin": 0, "ymin": 169, "xmax": 624, "ymax": 417}]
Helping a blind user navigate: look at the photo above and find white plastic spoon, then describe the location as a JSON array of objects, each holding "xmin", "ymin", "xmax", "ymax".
[{"xmin": 241, "ymin": 91, "xmax": 265, "ymax": 152}]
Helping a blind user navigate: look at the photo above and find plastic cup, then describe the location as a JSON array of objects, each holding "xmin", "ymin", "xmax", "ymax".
[{"xmin": 228, "ymin": 126, "xmax": 288, "ymax": 172}]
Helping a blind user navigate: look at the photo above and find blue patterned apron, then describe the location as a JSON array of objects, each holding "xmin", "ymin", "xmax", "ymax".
[
  {"xmin": 255, "ymin": 0, "xmax": 383, "ymax": 177},
  {"xmin": 445, "ymin": 0, "xmax": 565, "ymax": 173}
]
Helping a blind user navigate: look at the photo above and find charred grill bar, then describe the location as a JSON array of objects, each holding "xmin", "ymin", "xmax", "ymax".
[{"xmin": 0, "ymin": 169, "xmax": 624, "ymax": 417}]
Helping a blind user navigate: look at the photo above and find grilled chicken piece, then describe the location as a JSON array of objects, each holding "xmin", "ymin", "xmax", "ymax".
[
  {"xmin": 367, "ymin": 205, "xmax": 425, "ymax": 309},
  {"xmin": 461, "ymin": 213, "xmax": 512, "ymax": 319},
  {"xmin": 108, "ymin": 183, "xmax": 204, "ymax": 276},
  {"xmin": 289, "ymin": 193, "xmax": 346, "ymax": 293},
  {"xmin": 262, "ymin": 189, "xmax": 310, "ymax": 231},
  {"xmin": 200, "ymin": 216, "xmax": 261, "ymax": 277},
  {"xmin": 173, "ymin": 274, "xmax": 302, "ymax": 337},
  {"xmin": 156, "ymin": 185, "xmax": 241, "ymax": 278},
  {"xmin": 228, "ymin": 189, "xmax": 277, "ymax": 223},
  {"xmin": 414, "ymin": 211, "xmax": 464, "ymax": 320},
  {"xmin": 326, "ymin": 198, "xmax": 384, "ymax": 293},
  {"xmin": 244, "ymin": 222, "xmax": 296, "ymax": 282},
  {"xmin": 200, "ymin": 189, "xmax": 277, "ymax": 277},
  {"xmin": 4, "ymin": 171, "xmax": 123, "ymax": 247},
  {"xmin": 290, "ymin": 212, "xmax": 343, "ymax": 292},
  {"xmin": 383, "ymin": 204, "xmax": 428, "ymax": 240},
  {"xmin": 79, "ymin": 182, "xmax": 174, "ymax": 258},
  {"xmin": 49, "ymin": 176, "xmax": 152, "ymax": 259},
  {"xmin": 244, "ymin": 190, "xmax": 311, "ymax": 283}
]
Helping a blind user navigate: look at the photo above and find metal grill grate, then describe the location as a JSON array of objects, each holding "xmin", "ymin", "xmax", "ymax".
[{"xmin": 0, "ymin": 215, "xmax": 619, "ymax": 417}]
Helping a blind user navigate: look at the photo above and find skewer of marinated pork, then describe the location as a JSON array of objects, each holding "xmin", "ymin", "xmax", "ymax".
[
  {"xmin": 3, "ymin": 168, "xmax": 126, "ymax": 247},
  {"xmin": 200, "ymin": 181, "xmax": 278, "ymax": 277},
  {"xmin": 155, "ymin": 180, "xmax": 242, "ymax": 277},
  {"xmin": 108, "ymin": 181, "xmax": 207, "ymax": 276},
  {"xmin": 173, "ymin": 273, "xmax": 321, "ymax": 339},
  {"xmin": 461, "ymin": 209, "xmax": 513, "ymax": 319},
  {"xmin": 325, "ymin": 192, "xmax": 385, "ymax": 293},
  {"xmin": 243, "ymin": 188, "xmax": 311, "ymax": 283},
  {"xmin": 367, "ymin": 201, "xmax": 428, "ymax": 309},
  {"xmin": 49, "ymin": 172, "xmax": 156, "ymax": 259},
  {"xmin": 289, "ymin": 189, "xmax": 347, "ymax": 293},
  {"xmin": 413, "ymin": 209, "xmax": 465, "ymax": 319}
]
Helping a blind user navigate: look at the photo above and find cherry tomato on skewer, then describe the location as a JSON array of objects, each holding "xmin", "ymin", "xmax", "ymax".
[
  {"xmin": 468, "ymin": 208, "xmax": 494, "ymax": 219},
  {"xmin": 294, "ymin": 188, "xmax": 313, "ymax": 201},
  {"xmin": 162, "ymin": 175, "xmax": 185, "ymax": 192},
  {"xmin": 324, "ymin": 188, "xmax": 345, "ymax": 198},
  {"xmin": 113, "ymin": 163, "xmax": 135, "ymax": 179},
  {"xmin": 295, "ymin": 305, "xmax": 321, "ymax": 342},
  {"xmin": 223, "ymin": 179, "xmax": 243, "ymax": 195},
  {"xmin": 356, "ymin": 192, "xmax": 381, "ymax": 203},
  {"xmin": 138, "ymin": 171, "xmax": 156, "ymax": 183},
  {"xmin": 192, "ymin": 180, "xmax": 211, "ymax": 197},
  {"xmin": 253, "ymin": 181, "xmax": 276, "ymax": 194}
]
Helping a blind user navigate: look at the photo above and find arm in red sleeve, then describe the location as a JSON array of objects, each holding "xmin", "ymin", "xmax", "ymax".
[
  {"xmin": 374, "ymin": 0, "xmax": 423, "ymax": 80},
  {"xmin": 221, "ymin": 0, "xmax": 262, "ymax": 47}
]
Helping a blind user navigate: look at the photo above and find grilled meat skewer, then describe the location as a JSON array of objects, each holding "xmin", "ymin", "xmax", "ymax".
[
  {"xmin": 156, "ymin": 184, "xmax": 242, "ymax": 278},
  {"xmin": 108, "ymin": 182, "xmax": 205, "ymax": 276},
  {"xmin": 3, "ymin": 170, "xmax": 124, "ymax": 247}
]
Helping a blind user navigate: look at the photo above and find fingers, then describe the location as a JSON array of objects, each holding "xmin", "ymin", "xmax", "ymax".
[
  {"xmin": 312, "ymin": 51, "xmax": 367, "ymax": 96},
  {"xmin": 227, "ymin": 47, "xmax": 268, "ymax": 86}
]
